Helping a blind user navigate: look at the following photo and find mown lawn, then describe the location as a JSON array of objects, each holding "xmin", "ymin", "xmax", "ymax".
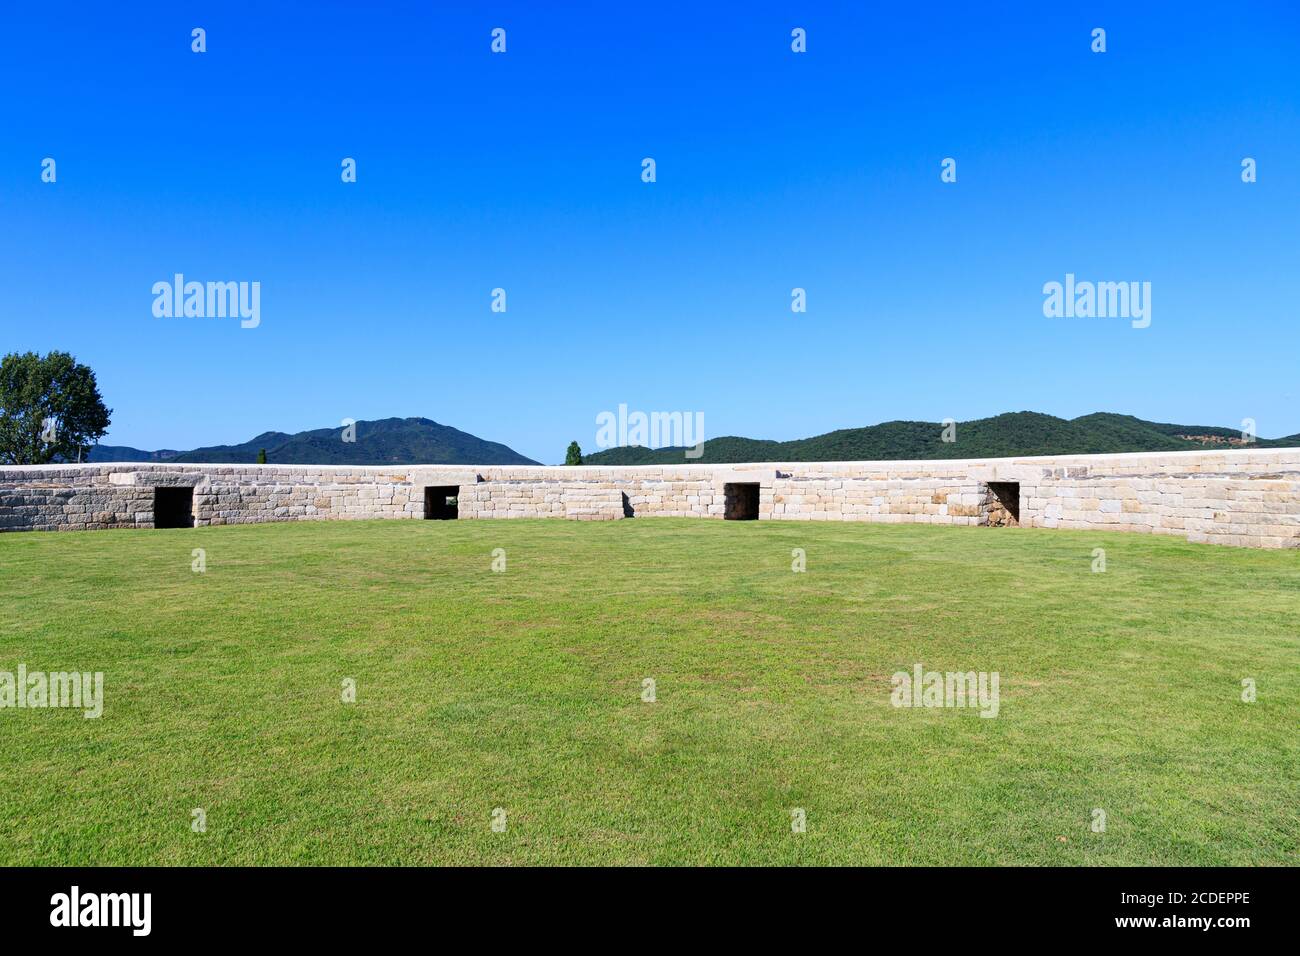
[{"xmin": 0, "ymin": 518, "xmax": 1296, "ymax": 866}]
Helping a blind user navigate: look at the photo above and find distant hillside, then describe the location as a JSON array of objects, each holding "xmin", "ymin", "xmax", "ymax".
[
  {"xmin": 92, "ymin": 417, "xmax": 539, "ymax": 466},
  {"xmin": 582, "ymin": 412, "xmax": 1300, "ymax": 465},
  {"xmin": 86, "ymin": 445, "xmax": 181, "ymax": 463}
]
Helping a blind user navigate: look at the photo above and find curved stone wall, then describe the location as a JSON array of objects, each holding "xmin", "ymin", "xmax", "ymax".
[{"xmin": 2, "ymin": 448, "xmax": 1298, "ymax": 548}]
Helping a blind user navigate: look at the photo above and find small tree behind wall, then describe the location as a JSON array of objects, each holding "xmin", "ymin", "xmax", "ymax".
[
  {"xmin": 257, "ymin": 448, "xmax": 267, "ymax": 464},
  {"xmin": 565, "ymin": 441, "xmax": 582, "ymax": 466},
  {"xmin": 0, "ymin": 351, "xmax": 111, "ymax": 465}
]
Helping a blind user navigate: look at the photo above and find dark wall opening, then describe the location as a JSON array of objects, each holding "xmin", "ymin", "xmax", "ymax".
[
  {"xmin": 621, "ymin": 492, "xmax": 634, "ymax": 518},
  {"xmin": 423, "ymin": 486, "xmax": 459, "ymax": 519},
  {"xmin": 986, "ymin": 482, "xmax": 1020, "ymax": 526},
  {"xmin": 724, "ymin": 482, "xmax": 760, "ymax": 520},
  {"xmin": 154, "ymin": 486, "xmax": 194, "ymax": 528}
]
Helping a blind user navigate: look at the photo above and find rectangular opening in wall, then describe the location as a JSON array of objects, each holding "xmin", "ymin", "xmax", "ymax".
[
  {"xmin": 986, "ymin": 482, "xmax": 1020, "ymax": 526},
  {"xmin": 153, "ymin": 486, "xmax": 194, "ymax": 529},
  {"xmin": 724, "ymin": 482, "xmax": 760, "ymax": 520},
  {"xmin": 423, "ymin": 486, "xmax": 459, "ymax": 519}
]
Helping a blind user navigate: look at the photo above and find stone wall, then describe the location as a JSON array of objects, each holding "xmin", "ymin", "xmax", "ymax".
[
  {"xmin": 2, "ymin": 448, "xmax": 1298, "ymax": 548},
  {"xmin": 458, "ymin": 480, "xmax": 623, "ymax": 520}
]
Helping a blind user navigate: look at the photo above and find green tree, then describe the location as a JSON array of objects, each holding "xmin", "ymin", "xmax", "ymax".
[
  {"xmin": 0, "ymin": 351, "xmax": 111, "ymax": 465},
  {"xmin": 256, "ymin": 448, "xmax": 267, "ymax": 464},
  {"xmin": 565, "ymin": 441, "xmax": 583, "ymax": 466}
]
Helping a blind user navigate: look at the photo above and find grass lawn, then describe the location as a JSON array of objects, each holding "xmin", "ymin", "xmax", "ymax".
[{"xmin": 0, "ymin": 518, "xmax": 1296, "ymax": 866}]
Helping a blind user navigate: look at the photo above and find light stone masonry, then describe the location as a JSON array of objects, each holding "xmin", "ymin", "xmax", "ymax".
[{"xmin": 1, "ymin": 448, "xmax": 1298, "ymax": 548}]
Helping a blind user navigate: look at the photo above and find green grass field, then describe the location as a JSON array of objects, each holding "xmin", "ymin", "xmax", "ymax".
[{"xmin": 1, "ymin": 519, "xmax": 1296, "ymax": 866}]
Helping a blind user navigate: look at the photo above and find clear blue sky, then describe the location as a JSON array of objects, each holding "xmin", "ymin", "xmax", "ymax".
[{"xmin": 3, "ymin": 2, "xmax": 1298, "ymax": 463}]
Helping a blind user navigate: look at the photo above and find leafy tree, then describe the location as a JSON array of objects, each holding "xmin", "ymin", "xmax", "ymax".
[
  {"xmin": 565, "ymin": 441, "xmax": 583, "ymax": 466},
  {"xmin": 0, "ymin": 351, "xmax": 111, "ymax": 464},
  {"xmin": 256, "ymin": 448, "xmax": 267, "ymax": 464}
]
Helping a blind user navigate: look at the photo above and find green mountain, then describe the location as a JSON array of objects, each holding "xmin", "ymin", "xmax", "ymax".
[
  {"xmin": 582, "ymin": 412, "xmax": 1299, "ymax": 465},
  {"xmin": 85, "ymin": 445, "xmax": 181, "ymax": 463},
  {"xmin": 91, "ymin": 417, "xmax": 539, "ymax": 466}
]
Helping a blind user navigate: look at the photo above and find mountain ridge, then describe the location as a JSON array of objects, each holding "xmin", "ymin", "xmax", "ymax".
[
  {"xmin": 83, "ymin": 411, "xmax": 1300, "ymax": 467},
  {"xmin": 86, "ymin": 417, "xmax": 540, "ymax": 466},
  {"xmin": 582, "ymin": 412, "xmax": 1300, "ymax": 465}
]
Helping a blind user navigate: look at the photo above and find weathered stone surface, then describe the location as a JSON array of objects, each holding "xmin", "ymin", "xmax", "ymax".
[{"xmin": 0, "ymin": 451, "xmax": 1297, "ymax": 547}]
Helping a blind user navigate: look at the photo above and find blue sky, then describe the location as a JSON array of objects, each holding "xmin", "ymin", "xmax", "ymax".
[{"xmin": 3, "ymin": 2, "xmax": 1298, "ymax": 463}]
